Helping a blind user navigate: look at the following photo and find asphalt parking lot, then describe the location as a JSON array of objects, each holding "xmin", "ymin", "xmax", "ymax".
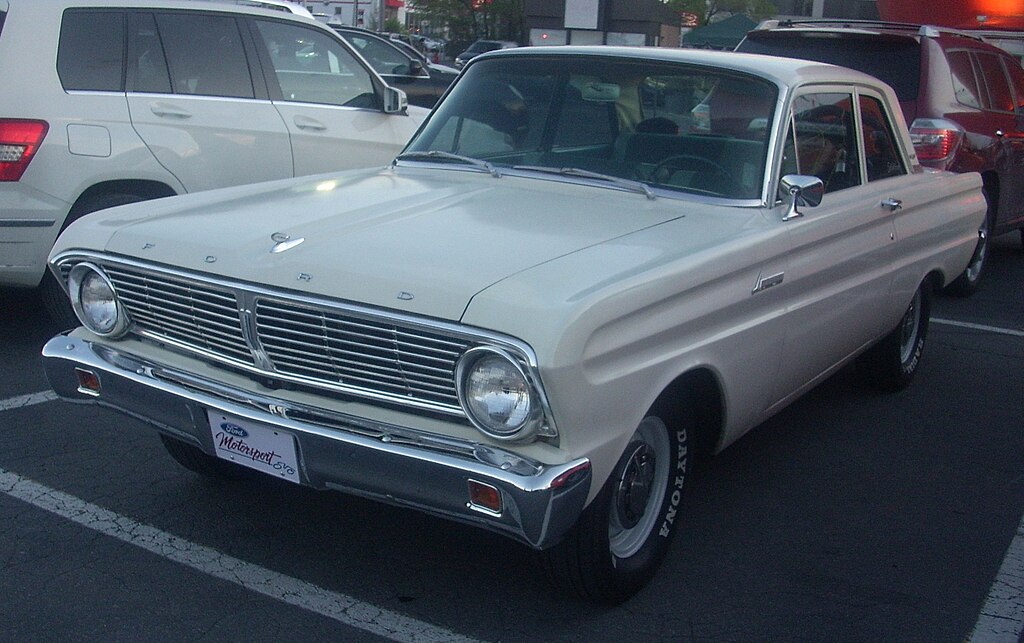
[{"xmin": 1, "ymin": 234, "xmax": 1021, "ymax": 642}]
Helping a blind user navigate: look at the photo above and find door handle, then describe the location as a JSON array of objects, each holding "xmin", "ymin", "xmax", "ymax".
[
  {"xmin": 149, "ymin": 102, "xmax": 192, "ymax": 119},
  {"xmin": 293, "ymin": 115, "xmax": 326, "ymax": 131},
  {"xmin": 881, "ymin": 198, "xmax": 903, "ymax": 212}
]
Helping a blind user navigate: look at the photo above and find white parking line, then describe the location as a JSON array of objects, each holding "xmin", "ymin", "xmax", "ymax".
[
  {"xmin": 970, "ymin": 514, "xmax": 1024, "ymax": 642},
  {"xmin": 0, "ymin": 390, "xmax": 58, "ymax": 412},
  {"xmin": 0, "ymin": 468, "xmax": 481, "ymax": 643},
  {"xmin": 932, "ymin": 318, "xmax": 1024, "ymax": 338}
]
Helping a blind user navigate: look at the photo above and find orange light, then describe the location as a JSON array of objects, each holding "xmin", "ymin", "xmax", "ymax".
[
  {"xmin": 75, "ymin": 368, "xmax": 101, "ymax": 396},
  {"xmin": 468, "ymin": 480, "xmax": 502, "ymax": 515}
]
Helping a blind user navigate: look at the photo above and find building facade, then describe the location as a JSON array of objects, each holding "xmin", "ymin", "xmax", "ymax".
[
  {"xmin": 774, "ymin": 0, "xmax": 880, "ymax": 20},
  {"xmin": 524, "ymin": 0, "xmax": 681, "ymax": 47}
]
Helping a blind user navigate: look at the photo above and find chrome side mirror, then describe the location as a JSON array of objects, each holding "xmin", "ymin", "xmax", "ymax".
[
  {"xmin": 779, "ymin": 174, "xmax": 824, "ymax": 221},
  {"xmin": 384, "ymin": 87, "xmax": 408, "ymax": 114}
]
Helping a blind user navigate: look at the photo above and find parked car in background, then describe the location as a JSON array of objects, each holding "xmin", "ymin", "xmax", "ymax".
[
  {"xmin": 737, "ymin": 20, "xmax": 1024, "ymax": 295},
  {"xmin": 454, "ymin": 39, "xmax": 517, "ymax": 68},
  {"xmin": 332, "ymin": 25, "xmax": 458, "ymax": 108},
  {"xmin": 0, "ymin": 0, "xmax": 427, "ymax": 325},
  {"xmin": 43, "ymin": 46, "xmax": 983, "ymax": 604}
]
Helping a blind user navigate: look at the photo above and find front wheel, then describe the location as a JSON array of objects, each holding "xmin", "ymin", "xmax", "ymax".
[
  {"xmin": 542, "ymin": 407, "xmax": 691, "ymax": 604},
  {"xmin": 857, "ymin": 280, "xmax": 931, "ymax": 392}
]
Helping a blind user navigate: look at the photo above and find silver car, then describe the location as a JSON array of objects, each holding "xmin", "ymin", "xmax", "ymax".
[{"xmin": 43, "ymin": 46, "xmax": 984, "ymax": 604}]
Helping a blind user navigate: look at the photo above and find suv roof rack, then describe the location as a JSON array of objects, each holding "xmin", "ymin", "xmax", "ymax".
[{"xmin": 755, "ymin": 19, "xmax": 986, "ymax": 41}]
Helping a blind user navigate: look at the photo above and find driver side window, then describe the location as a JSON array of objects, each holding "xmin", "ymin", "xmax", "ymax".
[
  {"xmin": 256, "ymin": 21, "xmax": 377, "ymax": 108},
  {"xmin": 786, "ymin": 93, "xmax": 862, "ymax": 193}
]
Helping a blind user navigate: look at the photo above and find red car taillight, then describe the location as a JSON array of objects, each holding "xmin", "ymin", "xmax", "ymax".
[
  {"xmin": 909, "ymin": 118, "xmax": 964, "ymax": 168},
  {"xmin": 0, "ymin": 119, "xmax": 49, "ymax": 182}
]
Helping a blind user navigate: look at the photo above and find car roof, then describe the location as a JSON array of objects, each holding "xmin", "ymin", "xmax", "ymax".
[
  {"xmin": 8, "ymin": 0, "xmax": 315, "ymax": 20},
  {"xmin": 748, "ymin": 19, "xmax": 990, "ymax": 44},
  {"xmin": 477, "ymin": 46, "xmax": 890, "ymax": 92}
]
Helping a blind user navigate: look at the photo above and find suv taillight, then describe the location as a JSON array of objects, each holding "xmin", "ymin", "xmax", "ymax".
[
  {"xmin": 0, "ymin": 119, "xmax": 49, "ymax": 182},
  {"xmin": 909, "ymin": 118, "xmax": 964, "ymax": 168}
]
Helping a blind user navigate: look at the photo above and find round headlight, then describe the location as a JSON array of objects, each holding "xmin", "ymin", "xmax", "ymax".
[
  {"xmin": 68, "ymin": 263, "xmax": 129, "ymax": 337},
  {"xmin": 456, "ymin": 347, "xmax": 542, "ymax": 440}
]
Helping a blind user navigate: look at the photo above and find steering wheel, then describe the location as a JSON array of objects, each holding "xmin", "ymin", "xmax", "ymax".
[{"xmin": 650, "ymin": 154, "xmax": 734, "ymax": 194}]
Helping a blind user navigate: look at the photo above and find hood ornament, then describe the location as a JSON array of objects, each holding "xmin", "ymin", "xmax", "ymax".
[{"xmin": 270, "ymin": 232, "xmax": 305, "ymax": 254}]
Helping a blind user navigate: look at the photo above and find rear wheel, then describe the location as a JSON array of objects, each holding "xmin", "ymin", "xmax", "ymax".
[
  {"xmin": 159, "ymin": 434, "xmax": 245, "ymax": 481},
  {"xmin": 41, "ymin": 192, "xmax": 147, "ymax": 327},
  {"xmin": 542, "ymin": 404, "xmax": 692, "ymax": 604},
  {"xmin": 857, "ymin": 280, "xmax": 931, "ymax": 392}
]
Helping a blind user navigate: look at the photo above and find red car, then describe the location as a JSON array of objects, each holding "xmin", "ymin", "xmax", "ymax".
[{"xmin": 738, "ymin": 20, "xmax": 1024, "ymax": 295}]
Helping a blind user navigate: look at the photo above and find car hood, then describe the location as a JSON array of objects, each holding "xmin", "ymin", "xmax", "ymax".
[{"xmin": 60, "ymin": 167, "xmax": 725, "ymax": 321}]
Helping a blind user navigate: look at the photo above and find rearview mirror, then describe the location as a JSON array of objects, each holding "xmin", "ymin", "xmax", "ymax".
[
  {"xmin": 384, "ymin": 87, "xmax": 408, "ymax": 114},
  {"xmin": 779, "ymin": 174, "xmax": 824, "ymax": 221}
]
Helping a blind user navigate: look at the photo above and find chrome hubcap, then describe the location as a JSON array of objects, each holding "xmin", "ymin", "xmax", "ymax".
[
  {"xmin": 609, "ymin": 417, "xmax": 671, "ymax": 559},
  {"xmin": 615, "ymin": 442, "xmax": 657, "ymax": 529}
]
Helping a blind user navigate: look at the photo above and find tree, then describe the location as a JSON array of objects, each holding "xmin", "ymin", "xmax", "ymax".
[
  {"xmin": 408, "ymin": 0, "xmax": 525, "ymax": 44},
  {"xmin": 664, "ymin": 0, "xmax": 776, "ymax": 26}
]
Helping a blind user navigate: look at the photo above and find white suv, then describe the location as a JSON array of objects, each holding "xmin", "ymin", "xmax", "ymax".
[{"xmin": 0, "ymin": 0, "xmax": 427, "ymax": 323}]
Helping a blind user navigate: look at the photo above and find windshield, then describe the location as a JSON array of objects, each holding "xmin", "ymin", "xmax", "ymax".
[{"xmin": 404, "ymin": 56, "xmax": 778, "ymax": 199}]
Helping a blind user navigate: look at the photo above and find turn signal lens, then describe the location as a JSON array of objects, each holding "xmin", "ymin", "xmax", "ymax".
[
  {"xmin": 0, "ymin": 119, "xmax": 48, "ymax": 181},
  {"xmin": 75, "ymin": 368, "xmax": 101, "ymax": 396},
  {"xmin": 468, "ymin": 479, "xmax": 502, "ymax": 515}
]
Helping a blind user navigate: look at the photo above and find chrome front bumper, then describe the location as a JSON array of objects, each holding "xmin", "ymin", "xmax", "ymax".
[{"xmin": 42, "ymin": 333, "xmax": 591, "ymax": 549}]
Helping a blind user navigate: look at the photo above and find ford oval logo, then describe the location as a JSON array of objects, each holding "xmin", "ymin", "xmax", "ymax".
[{"xmin": 220, "ymin": 422, "xmax": 249, "ymax": 438}]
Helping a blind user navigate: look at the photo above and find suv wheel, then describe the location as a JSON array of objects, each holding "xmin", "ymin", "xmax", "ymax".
[{"xmin": 41, "ymin": 192, "xmax": 147, "ymax": 327}]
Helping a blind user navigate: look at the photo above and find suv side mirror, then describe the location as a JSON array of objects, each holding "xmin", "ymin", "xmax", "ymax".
[
  {"xmin": 779, "ymin": 174, "xmax": 824, "ymax": 221},
  {"xmin": 409, "ymin": 59, "xmax": 424, "ymax": 75},
  {"xmin": 384, "ymin": 87, "xmax": 408, "ymax": 114}
]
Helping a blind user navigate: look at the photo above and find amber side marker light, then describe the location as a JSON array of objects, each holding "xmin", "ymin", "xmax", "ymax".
[
  {"xmin": 467, "ymin": 479, "xmax": 502, "ymax": 515},
  {"xmin": 75, "ymin": 368, "xmax": 101, "ymax": 396}
]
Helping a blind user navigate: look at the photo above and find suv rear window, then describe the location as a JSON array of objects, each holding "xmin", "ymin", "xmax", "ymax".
[
  {"xmin": 738, "ymin": 33, "xmax": 922, "ymax": 101},
  {"xmin": 58, "ymin": 10, "xmax": 126, "ymax": 92}
]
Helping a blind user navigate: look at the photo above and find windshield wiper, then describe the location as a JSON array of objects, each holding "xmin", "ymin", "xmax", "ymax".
[
  {"xmin": 394, "ymin": 151, "xmax": 501, "ymax": 177},
  {"xmin": 511, "ymin": 165, "xmax": 655, "ymax": 200}
]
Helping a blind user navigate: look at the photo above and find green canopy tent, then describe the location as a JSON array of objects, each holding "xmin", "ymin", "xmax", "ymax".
[{"xmin": 681, "ymin": 14, "xmax": 758, "ymax": 50}]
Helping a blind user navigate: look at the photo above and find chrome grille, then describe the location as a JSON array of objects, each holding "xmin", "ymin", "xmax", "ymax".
[
  {"xmin": 53, "ymin": 256, "xmax": 494, "ymax": 416},
  {"xmin": 255, "ymin": 299, "xmax": 469, "ymax": 407},
  {"xmin": 104, "ymin": 266, "xmax": 251, "ymax": 363}
]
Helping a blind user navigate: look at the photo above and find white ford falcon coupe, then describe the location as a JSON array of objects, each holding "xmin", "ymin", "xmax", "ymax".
[{"xmin": 42, "ymin": 46, "xmax": 985, "ymax": 604}]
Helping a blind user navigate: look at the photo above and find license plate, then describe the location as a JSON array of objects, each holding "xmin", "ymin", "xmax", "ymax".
[{"xmin": 207, "ymin": 411, "xmax": 300, "ymax": 483}]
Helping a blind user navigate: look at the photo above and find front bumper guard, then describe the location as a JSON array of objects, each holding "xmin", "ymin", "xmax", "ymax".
[{"xmin": 42, "ymin": 333, "xmax": 591, "ymax": 549}]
